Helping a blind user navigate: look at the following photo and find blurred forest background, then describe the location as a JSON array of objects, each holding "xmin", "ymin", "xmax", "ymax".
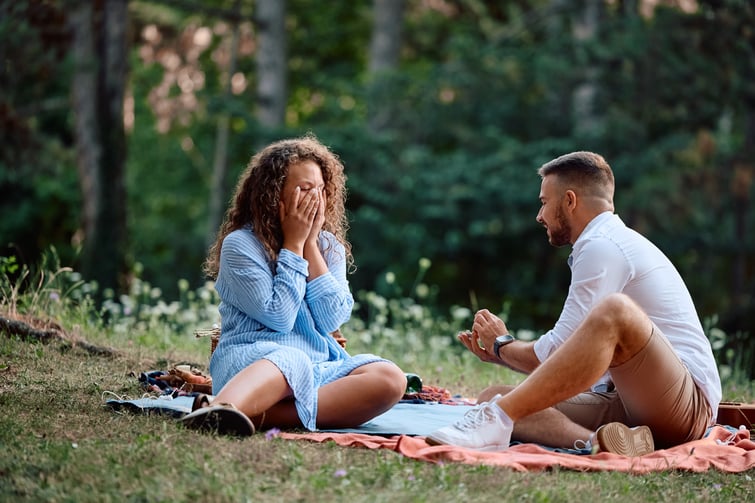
[{"xmin": 1, "ymin": 0, "xmax": 753, "ymax": 344}]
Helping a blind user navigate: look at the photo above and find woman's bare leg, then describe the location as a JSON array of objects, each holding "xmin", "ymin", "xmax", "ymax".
[
  {"xmin": 212, "ymin": 359, "xmax": 292, "ymax": 419},
  {"xmin": 215, "ymin": 359, "xmax": 405, "ymax": 430},
  {"xmin": 315, "ymin": 361, "xmax": 406, "ymax": 428},
  {"xmin": 262, "ymin": 361, "xmax": 405, "ymax": 429}
]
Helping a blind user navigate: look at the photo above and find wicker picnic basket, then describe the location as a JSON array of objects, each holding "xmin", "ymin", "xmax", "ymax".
[
  {"xmin": 194, "ymin": 326, "xmax": 347, "ymax": 357},
  {"xmin": 194, "ymin": 326, "xmax": 221, "ymax": 355}
]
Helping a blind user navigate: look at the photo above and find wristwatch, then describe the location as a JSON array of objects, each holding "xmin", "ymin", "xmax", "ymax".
[{"xmin": 492, "ymin": 334, "xmax": 515, "ymax": 359}]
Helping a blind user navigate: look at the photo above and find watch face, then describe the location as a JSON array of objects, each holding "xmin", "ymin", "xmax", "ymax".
[{"xmin": 494, "ymin": 335, "xmax": 514, "ymax": 355}]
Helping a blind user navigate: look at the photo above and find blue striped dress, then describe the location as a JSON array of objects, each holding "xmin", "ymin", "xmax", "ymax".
[{"xmin": 208, "ymin": 226, "xmax": 385, "ymax": 430}]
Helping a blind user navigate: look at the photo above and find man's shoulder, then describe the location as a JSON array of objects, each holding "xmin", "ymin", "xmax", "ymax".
[
  {"xmin": 577, "ymin": 215, "xmax": 625, "ymax": 248},
  {"xmin": 589, "ymin": 214, "xmax": 656, "ymax": 248},
  {"xmin": 573, "ymin": 218, "xmax": 653, "ymax": 265},
  {"xmin": 574, "ymin": 234, "xmax": 627, "ymax": 265}
]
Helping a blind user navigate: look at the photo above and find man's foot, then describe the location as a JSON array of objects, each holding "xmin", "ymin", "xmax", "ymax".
[
  {"xmin": 425, "ymin": 401, "xmax": 512, "ymax": 452},
  {"xmin": 595, "ymin": 422, "xmax": 654, "ymax": 457},
  {"xmin": 180, "ymin": 403, "xmax": 255, "ymax": 437}
]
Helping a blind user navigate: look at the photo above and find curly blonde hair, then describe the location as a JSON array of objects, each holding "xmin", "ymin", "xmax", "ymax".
[{"xmin": 203, "ymin": 135, "xmax": 353, "ymax": 279}]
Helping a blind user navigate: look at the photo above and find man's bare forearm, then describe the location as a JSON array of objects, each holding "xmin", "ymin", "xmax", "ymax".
[{"xmin": 497, "ymin": 341, "xmax": 540, "ymax": 374}]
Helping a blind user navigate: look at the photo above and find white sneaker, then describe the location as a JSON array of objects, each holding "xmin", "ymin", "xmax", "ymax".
[{"xmin": 426, "ymin": 401, "xmax": 513, "ymax": 452}]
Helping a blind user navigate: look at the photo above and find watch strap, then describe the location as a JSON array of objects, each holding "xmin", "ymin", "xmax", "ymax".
[{"xmin": 493, "ymin": 334, "xmax": 515, "ymax": 359}]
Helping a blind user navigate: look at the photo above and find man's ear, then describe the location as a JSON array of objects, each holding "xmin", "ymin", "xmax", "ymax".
[{"xmin": 564, "ymin": 189, "xmax": 578, "ymax": 211}]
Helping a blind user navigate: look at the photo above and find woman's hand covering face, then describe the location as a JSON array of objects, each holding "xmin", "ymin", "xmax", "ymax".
[{"xmin": 279, "ymin": 160, "xmax": 325, "ymax": 254}]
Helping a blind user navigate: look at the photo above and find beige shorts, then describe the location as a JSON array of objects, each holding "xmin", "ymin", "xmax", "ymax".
[{"xmin": 554, "ymin": 325, "xmax": 711, "ymax": 448}]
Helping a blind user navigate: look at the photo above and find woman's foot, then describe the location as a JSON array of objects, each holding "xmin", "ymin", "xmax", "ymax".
[{"xmin": 180, "ymin": 403, "xmax": 255, "ymax": 437}]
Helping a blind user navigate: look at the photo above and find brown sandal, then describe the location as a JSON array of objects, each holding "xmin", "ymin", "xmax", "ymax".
[
  {"xmin": 595, "ymin": 423, "xmax": 654, "ymax": 457},
  {"xmin": 191, "ymin": 393, "xmax": 211, "ymax": 412},
  {"xmin": 180, "ymin": 402, "xmax": 255, "ymax": 437}
]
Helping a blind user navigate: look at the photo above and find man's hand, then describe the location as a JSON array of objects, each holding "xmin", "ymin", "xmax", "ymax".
[
  {"xmin": 457, "ymin": 330, "xmax": 501, "ymax": 364},
  {"xmin": 473, "ymin": 309, "xmax": 510, "ymax": 354},
  {"xmin": 457, "ymin": 309, "xmax": 512, "ymax": 364}
]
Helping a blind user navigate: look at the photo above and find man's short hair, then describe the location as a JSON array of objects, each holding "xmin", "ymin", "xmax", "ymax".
[{"xmin": 538, "ymin": 151, "xmax": 615, "ymax": 200}]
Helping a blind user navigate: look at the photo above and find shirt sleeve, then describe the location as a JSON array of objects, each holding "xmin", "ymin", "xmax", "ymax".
[
  {"xmin": 219, "ymin": 232, "xmax": 309, "ymax": 334},
  {"xmin": 304, "ymin": 233, "xmax": 354, "ymax": 334},
  {"xmin": 534, "ymin": 237, "xmax": 632, "ymax": 362}
]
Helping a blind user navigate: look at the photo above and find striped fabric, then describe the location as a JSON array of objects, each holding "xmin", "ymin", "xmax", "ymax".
[{"xmin": 209, "ymin": 227, "xmax": 385, "ymax": 430}]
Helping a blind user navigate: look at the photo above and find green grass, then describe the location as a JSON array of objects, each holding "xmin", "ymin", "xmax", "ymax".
[
  {"xmin": 1, "ymin": 329, "xmax": 753, "ymax": 502},
  {"xmin": 0, "ymin": 263, "xmax": 753, "ymax": 502}
]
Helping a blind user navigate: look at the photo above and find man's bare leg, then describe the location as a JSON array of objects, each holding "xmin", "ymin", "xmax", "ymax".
[
  {"xmin": 427, "ymin": 294, "xmax": 656, "ymax": 453},
  {"xmin": 479, "ymin": 385, "xmax": 593, "ymax": 448},
  {"xmin": 496, "ymin": 293, "xmax": 653, "ymax": 422}
]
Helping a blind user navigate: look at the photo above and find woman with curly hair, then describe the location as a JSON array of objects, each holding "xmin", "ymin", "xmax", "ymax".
[{"xmin": 182, "ymin": 135, "xmax": 406, "ymax": 435}]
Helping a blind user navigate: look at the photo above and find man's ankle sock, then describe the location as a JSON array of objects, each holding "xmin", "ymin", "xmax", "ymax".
[{"xmin": 490, "ymin": 400, "xmax": 514, "ymax": 427}]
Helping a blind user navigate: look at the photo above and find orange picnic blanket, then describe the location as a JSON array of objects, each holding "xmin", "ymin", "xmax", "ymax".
[{"xmin": 279, "ymin": 425, "xmax": 755, "ymax": 473}]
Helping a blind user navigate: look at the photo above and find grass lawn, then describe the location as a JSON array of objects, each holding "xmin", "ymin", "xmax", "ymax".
[
  {"xmin": 1, "ymin": 263, "xmax": 753, "ymax": 502},
  {"xmin": 1, "ymin": 322, "xmax": 753, "ymax": 503}
]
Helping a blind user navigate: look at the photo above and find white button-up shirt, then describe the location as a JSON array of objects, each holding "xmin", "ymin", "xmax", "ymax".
[{"xmin": 533, "ymin": 212, "xmax": 721, "ymax": 415}]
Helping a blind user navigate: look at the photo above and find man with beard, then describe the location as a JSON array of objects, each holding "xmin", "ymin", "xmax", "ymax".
[{"xmin": 426, "ymin": 151, "xmax": 721, "ymax": 456}]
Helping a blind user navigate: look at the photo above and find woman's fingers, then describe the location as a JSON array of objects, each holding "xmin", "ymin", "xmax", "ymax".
[
  {"xmin": 286, "ymin": 186, "xmax": 301, "ymax": 213},
  {"xmin": 311, "ymin": 189, "xmax": 326, "ymax": 232},
  {"xmin": 297, "ymin": 188, "xmax": 318, "ymax": 219},
  {"xmin": 281, "ymin": 188, "xmax": 317, "ymax": 248}
]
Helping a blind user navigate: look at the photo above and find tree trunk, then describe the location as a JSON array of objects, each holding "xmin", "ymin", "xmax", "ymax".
[
  {"xmin": 622, "ymin": 0, "xmax": 638, "ymax": 17},
  {"xmin": 735, "ymin": 100, "xmax": 755, "ymax": 310},
  {"xmin": 367, "ymin": 0, "xmax": 405, "ymax": 133},
  {"xmin": 69, "ymin": 0, "xmax": 128, "ymax": 295},
  {"xmin": 207, "ymin": 2, "xmax": 242, "ymax": 251},
  {"xmin": 571, "ymin": 0, "xmax": 603, "ymax": 137},
  {"xmin": 368, "ymin": 0, "xmax": 404, "ymax": 74},
  {"xmin": 255, "ymin": 0, "xmax": 287, "ymax": 128}
]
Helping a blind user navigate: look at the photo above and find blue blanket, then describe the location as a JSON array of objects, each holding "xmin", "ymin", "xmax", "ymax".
[
  {"xmin": 106, "ymin": 396, "xmax": 470, "ymax": 436},
  {"xmin": 106, "ymin": 396, "xmax": 595, "ymax": 453}
]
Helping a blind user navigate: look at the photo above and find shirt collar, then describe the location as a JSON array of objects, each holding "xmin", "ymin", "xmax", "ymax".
[
  {"xmin": 567, "ymin": 211, "xmax": 615, "ymax": 267},
  {"xmin": 574, "ymin": 211, "xmax": 615, "ymax": 246}
]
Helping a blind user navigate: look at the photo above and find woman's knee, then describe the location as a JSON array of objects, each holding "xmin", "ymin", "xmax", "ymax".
[
  {"xmin": 386, "ymin": 362, "xmax": 410, "ymax": 399},
  {"xmin": 366, "ymin": 361, "xmax": 406, "ymax": 401}
]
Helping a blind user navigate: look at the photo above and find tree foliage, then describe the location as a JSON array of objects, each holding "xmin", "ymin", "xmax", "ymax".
[
  {"xmin": 0, "ymin": 1, "xmax": 80, "ymax": 269},
  {"xmin": 1, "ymin": 0, "xmax": 753, "ymax": 341}
]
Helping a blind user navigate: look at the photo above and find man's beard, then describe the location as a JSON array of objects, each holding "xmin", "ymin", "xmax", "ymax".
[{"xmin": 548, "ymin": 208, "xmax": 571, "ymax": 247}]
